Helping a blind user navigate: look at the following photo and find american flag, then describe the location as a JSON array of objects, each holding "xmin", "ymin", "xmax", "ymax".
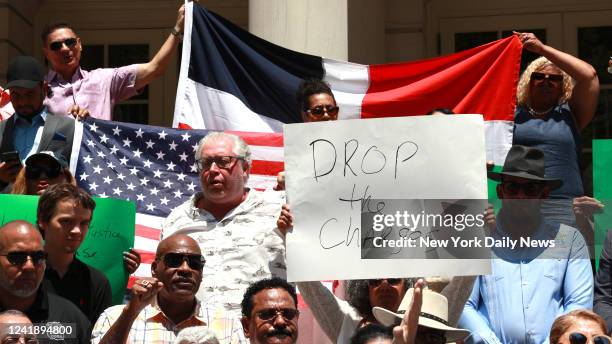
[{"xmin": 75, "ymin": 118, "xmax": 284, "ymax": 285}]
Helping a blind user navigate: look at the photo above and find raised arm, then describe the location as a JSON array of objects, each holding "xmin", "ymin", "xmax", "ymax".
[
  {"xmin": 515, "ymin": 31, "xmax": 599, "ymax": 130},
  {"xmin": 135, "ymin": 2, "xmax": 194, "ymax": 90}
]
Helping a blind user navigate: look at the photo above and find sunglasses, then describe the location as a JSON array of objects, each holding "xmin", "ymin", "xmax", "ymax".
[
  {"xmin": 569, "ymin": 332, "xmax": 612, "ymax": 344},
  {"xmin": 501, "ymin": 181, "xmax": 545, "ymax": 197},
  {"xmin": 531, "ymin": 72, "xmax": 563, "ymax": 82},
  {"xmin": 256, "ymin": 308, "xmax": 300, "ymax": 321},
  {"xmin": 161, "ymin": 252, "xmax": 206, "ymax": 270},
  {"xmin": 306, "ymin": 105, "xmax": 339, "ymax": 117},
  {"xmin": 49, "ymin": 38, "xmax": 78, "ymax": 51},
  {"xmin": 0, "ymin": 251, "xmax": 47, "ymax": 266},
  {"xmin": 25, "ymin": 165, "xmax": 62, "ymax": 179},
  {"xmin": 368, "ymin": 278, "xmax": 403, "ymax": 287},
  {"xmin": 196, "ymin": 156, "xmax": 244, "ymax": 172}
]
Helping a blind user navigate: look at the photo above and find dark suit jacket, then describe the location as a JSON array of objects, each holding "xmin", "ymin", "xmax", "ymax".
[
  {"xmin": 0, "ymin": 113, "xmax": 75, "ymax": 191},
  {"xmin": 595, "ymin": 230, "xmax": 612, "ymax": 333},
  {"xmin": 0, "ymin": 113, "xmax": 75, "ymax": 163}
]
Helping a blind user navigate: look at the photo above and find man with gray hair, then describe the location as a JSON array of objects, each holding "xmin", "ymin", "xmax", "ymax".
[{"xmin": 161, "ymin": 132, "xmax": 285, "ymax": 316}]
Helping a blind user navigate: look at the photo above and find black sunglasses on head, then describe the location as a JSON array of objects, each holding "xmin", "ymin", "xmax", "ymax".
[
  {"xmin": 0, "ymin": 250, "xmax": 47, "ymax": 266},
  {"xmin": 25, "ymin": 164, "xmax": 62, "ymax": 179},
  {"xmin": 161, "ymin": 252, "xmax": 206, "ymax": 270},
  {"xmin": 49, "ymin": 38, "xmax": 78, "ymax": 51}
]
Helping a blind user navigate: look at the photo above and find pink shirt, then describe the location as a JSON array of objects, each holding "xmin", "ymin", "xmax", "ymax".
[{"xmin": 44, "ymin": 65, "xmax": 139, "ymax": 120}]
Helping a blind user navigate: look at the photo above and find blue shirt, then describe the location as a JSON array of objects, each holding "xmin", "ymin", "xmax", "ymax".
[
  {"xmin": 513, "ymin": 103, "xmax": 583, "ymax": 199},
  {"xmin": 458, "ymin": 220, "xmax": 593, "ymax": 344},
  {"xmin": 12, "ymin": 108, "xmax": 48, "ymax": 162}
]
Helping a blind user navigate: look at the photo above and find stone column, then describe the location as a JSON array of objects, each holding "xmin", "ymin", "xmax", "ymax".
[
  {"xmin": 249, "ymin": 0, "xmax": 353, "ymax": 61},
  {"xmin": 0, "ymin": 0, "xmax": 41, "ymax": 82}
]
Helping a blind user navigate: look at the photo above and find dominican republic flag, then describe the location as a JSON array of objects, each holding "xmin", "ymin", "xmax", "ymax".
[
  {"xmin": 72, "ymin": 118, "xmax": 283, "ymax": 287},
  {"xmin": 174, "ymin": 3, "xmax": 522, "ymax": 165}
]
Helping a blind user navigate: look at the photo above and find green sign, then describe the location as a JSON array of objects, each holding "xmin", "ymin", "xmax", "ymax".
[
  {"xmin": 0, "ymin": 194, "xmax": 135, "ymax": 304},
  {"xmin": 594, "ymin": 139, "xmax": 612, "ymax": 268}
]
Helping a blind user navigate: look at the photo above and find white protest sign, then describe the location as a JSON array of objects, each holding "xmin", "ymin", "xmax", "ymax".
[{"xmin": 284, "ymin": 115, "xmax": 491, "ymax": 282}]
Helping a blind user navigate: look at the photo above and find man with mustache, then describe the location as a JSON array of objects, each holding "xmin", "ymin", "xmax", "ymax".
[
  {"xmin": 457, "ymin": 146, "xmax": 592, "ymax": 344},
  {"xmin": 161, "ymin": 132, "xmax": 285, "ymax": 316},
  {"xmin": 37, "ymin": 183, "xmax": 112, "ymax": 324},
  {"xmin": 0, "ymin": 220, "xmax": 91, "ymax": 344},
  {"xmin": 91, "ymin": 234, "xmax": 244, "ymax": 344},
  {"xmin": 240, "ymin": 278, "xmax": 299, "ymax": 344},
  {"xmin": 0, "ymin": 56, "xmax": 80, "ymax": 192}
]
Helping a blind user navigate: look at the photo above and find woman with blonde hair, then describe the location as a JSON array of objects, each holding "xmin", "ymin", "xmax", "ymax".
[
  {"xmin": 513, "ymin": 32, "xmax": 600, "ymax": 227},
  {"xmin": 550, "ymin": 309, "xmax": 609, "ymax": 344}
]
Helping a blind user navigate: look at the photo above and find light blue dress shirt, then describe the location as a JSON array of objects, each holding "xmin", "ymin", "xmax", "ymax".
[
  {"xmin": 12, "ymin": 107, "xmax": 48, "ymax": 162},
  {"xmin": 458, "ymin": 220, "xmax": 593, "ymax": 344}
]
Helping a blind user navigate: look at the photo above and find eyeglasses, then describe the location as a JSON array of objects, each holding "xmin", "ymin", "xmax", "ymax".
[
  {"xmin": 196, "ymin": 156, "xmax": 244, "ymax": 171},
  {"xmin": 417, "ymin": 329, "xmax": 447, "ymax": 344},
  {"xmin": 160, "ymin": 252, "xmax": 206, "ymax": 270},
  {"xmin": 368, "ymin": 278, "xmax": 403, "ymax": 287},
  {"xmin": 569, "ymin": 332, "xmax": 612, "ymax": 344},
  {"xmin": 0, "ymin": 251, "xmax": 47, "ymax": 266},
  {"xmin": 305, "ymin": 105, "xmax": 339, "ymax": 117},
  {"xmin": 256, "ymin": 308, "xmax": 300, "ymax": 322},
  {"xmin": 531, "ymin": 72, "xmax": 563, "ymax": 82},
  {"xmin": 2, "ymin": 335, "xmax": 39, "ymax": 344},
  {"xmin": 25, "ymin": 165, "xmax": 62, "ymax": 179},
  {"xmin": 501, "ymin": 181, "xmax": 545, "ymax": 197},
  {"xmin": 49, "ymin": 38, "xmax": 78, "ymax": 51}
]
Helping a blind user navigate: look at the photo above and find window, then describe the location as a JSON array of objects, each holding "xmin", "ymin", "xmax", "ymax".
[
  {"xmin": 80, "ymin": 44, "xmax": 150, "ymax": 124},
  {"xmin": 454, "ymin": 29, "xmax": 547, "ymax": 73}
]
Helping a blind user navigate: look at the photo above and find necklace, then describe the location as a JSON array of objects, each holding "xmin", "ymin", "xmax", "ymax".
[{"xmin": 527, "ymin": 105, "xmax": 556, "ymax": 117}]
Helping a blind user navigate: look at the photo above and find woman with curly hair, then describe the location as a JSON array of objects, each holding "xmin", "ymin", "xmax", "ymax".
[{"xmin": 513, "ymin": 32, "xmax": 600, "ymax": 226}]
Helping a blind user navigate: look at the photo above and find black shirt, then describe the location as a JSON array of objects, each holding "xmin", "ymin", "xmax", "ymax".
[
  {"xmin": 0, "ymin": 284, "xmax": 91, "ymax": 344},
  {"xmin": 44, "ymin": 257, "xmax": 112, "ymax": 324}
]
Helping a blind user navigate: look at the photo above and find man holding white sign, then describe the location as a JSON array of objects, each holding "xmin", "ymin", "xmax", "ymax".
[
  {"xmin": 161, "ymin": 132, "xmax": 286, "ymax": 315},
  {"xmin": 457, "ymin": 145, "xmax": 592, "ymax": 344}
]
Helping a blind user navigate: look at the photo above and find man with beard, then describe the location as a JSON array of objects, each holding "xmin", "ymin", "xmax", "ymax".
[
  {"xmin": 91, "ymin": 234, "xmax": 244, "ymax": 344},
  {"xmin": 0, "ymin": 56, "xmax": 81, "ymax": 191},
  {"xmin": 457, "ymin": 145, "xmax": 592, "ymax": 344},
  {"xmin": 240, "ymin": 278, "xmax": 299, "ymax": 344},
  {"xmin": 0, "ymin": 220, "xmax": 91, "ymax": 344},
  {"xmin": 37, "ymin": 183, "xmax": 112, "ymax": 324},
  {"xmin": 161, "ymin": 132, "xmax": 285, "ymax": 315}
]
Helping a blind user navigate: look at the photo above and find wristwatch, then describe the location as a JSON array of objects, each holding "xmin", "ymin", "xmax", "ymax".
[{"xmin": 171, "ymin": 27, "xmax": 183, "ymax": 40}]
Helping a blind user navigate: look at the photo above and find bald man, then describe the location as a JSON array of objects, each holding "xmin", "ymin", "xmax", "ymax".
[
  {"xmin": 91, "ymin": 234, "xmax": 245, "ymax": 344},
  {"xmin": 0, "ymin": 220, "xmax": 90, "ymax": 344},
  {"xmin": 0, "ymin": 309, "xmax": 36, "ymax": 344}
]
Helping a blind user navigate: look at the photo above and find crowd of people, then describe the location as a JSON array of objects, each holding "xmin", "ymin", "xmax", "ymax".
[{"xmin": 0, "ymin": 4, "xmax": 610, "ymax": 343}]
